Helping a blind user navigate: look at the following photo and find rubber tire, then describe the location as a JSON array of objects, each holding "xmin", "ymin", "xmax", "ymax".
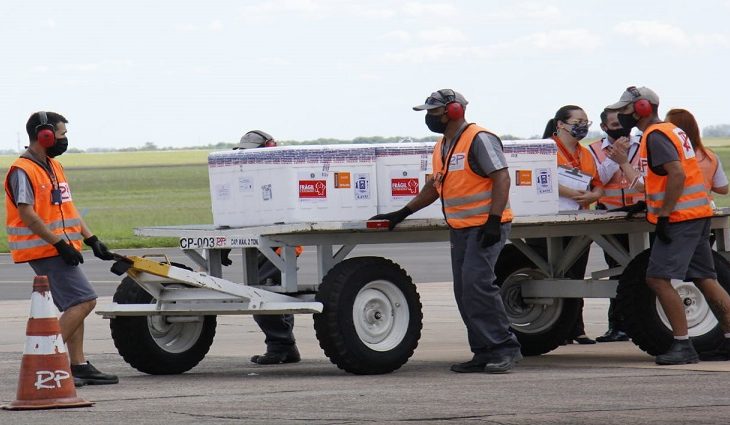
[
  {"xmin": 313, "ymin": 257, "xmax": 423, "ymax": 375},
  {"xmin": 109, "ymin": 277, "xmax": 217, "ymax": 375},
  {"xmin": 615, "ymin": 249, "xmax": 730, "ymax": 355},
  {"xmin": 495, "ymin": 244, "xmax": 581, "ymax": 356}
]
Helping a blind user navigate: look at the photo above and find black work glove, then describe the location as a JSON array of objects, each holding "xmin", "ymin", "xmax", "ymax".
[
  {"xmin": 476, "ymin": 214, "xmax": 502, "ymax": 248},
  {"xmin": 370, "ymin": 206, "xmax": 413, "ymax": 231},
  {"xmin": 221, "ymin": 248, "xmax": 232, "ymax": 266},
  {"xmin": 608, "ymin": 200, "xmax": 647, "ymax": 219},
  {"xmin": 83, "ymin": 235, "xmax": 115, "ymax": 261},
  {"xmin": 54, "ymin": 240, "xmax": 84, "ymax": 266},
  {"xmin": 655, "ymin": 216, "xmax": 672, "ymax": 243}
]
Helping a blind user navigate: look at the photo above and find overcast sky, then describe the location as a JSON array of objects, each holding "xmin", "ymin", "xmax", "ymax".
[{"xmin": 1, "ymin": 0, "xmax": 729, "ymax": 150}]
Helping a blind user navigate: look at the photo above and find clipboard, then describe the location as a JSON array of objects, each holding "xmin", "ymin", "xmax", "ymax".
[{"xmin": 557, "ymin": 166, "xmax": 592, "ymax": 211}]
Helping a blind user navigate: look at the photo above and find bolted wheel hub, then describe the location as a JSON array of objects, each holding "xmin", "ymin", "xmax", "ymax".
[
  {"xmin": 656, "ymin": 280, "xmax": 718, "ymax": 337},
  {"xmin": 352, "ymin": 280, "xmax": 410, "ymax": 352}
]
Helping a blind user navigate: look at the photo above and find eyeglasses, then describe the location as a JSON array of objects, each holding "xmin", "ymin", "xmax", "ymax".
[{"xmin": 566, "ymin": 120, "xmax": 592, "ymax": 127}]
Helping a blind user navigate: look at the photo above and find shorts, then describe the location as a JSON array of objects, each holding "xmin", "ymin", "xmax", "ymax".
[
  {"xmin": 647, "ymin": 218, "xmax": 716, "ymax": 280},
  {"xmin": 28, "ymin": 256, "xmax": 98, "ymax": 312}
]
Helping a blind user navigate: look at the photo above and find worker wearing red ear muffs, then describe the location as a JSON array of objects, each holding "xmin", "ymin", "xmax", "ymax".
[
  {"xmin": 607, "ymin": 86, "xmax": 730, "ymax": 364},
  {"xmin": 373, "ymin": 89, "xmax": 522, "ymax": 374},
  {"xmin": 5, "ymin": 111, "xmax": 119, "ymax": 386}
]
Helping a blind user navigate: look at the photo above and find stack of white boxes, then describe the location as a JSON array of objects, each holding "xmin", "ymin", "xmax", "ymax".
[
  {"xmin": 208, "ymin": 139, "xmax": 559, "ymax": 227},
  {"xmin": 208, "ymin": 145, "xmax": 378, "ymax": 227}
]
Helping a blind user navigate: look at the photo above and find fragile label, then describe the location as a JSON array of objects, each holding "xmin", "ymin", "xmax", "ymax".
[
  {"xmin": 391, "ymin": 178, "xmax": 420, "ymax": 197},
  {"xmin": 299, "ymin": 180, "xmax": 327, "ymax": 199}
]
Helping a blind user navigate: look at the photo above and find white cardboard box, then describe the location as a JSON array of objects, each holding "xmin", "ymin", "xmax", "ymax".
[
  {"xmin": 502, "ymin": 139, "xmax": 559, "ymax": 216},
  {"xmin": 375, "ymin": 142, "xmax": 444, "ymax": 219},
  {"xmin": 208, "ymin": 145, "xmax": 378, "ymax": 227}
]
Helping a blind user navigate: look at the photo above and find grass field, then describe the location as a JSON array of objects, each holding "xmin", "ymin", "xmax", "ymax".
[{"xmin": 1, "ymin": 141, "xmax": 730, "ymax": 253}]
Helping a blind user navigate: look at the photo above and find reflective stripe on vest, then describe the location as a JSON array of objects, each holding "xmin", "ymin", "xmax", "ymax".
[
  {"xmin": 4, "ymin": 157, "xmax": 84, "ymax": 263},
  {"xmin": 6, "ymin": 218, "xmax": 82, "ymax": 236},
  {"xmin": 588, "ymin": 139, "xmax": 644, "ymax": 208},
  {"xmin": 432, "ymin": 124, "xmax": 513, "ymax": 228},
  {"xmin": 8, "ymin": 232, "xmax": 83, "ymax": 250},
  {"xmin": 639, "ymin": 123, "xmax": 713, "ymax": 224}
]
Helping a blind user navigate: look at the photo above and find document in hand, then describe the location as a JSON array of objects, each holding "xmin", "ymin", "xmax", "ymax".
[{"xmin": 557, "ymin": 166, "xmax": 593, "ymax": 211}]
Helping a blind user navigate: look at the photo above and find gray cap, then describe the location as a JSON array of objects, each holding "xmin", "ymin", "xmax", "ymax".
[
  {"xmin": 413, "ymin": 89, "xmax": 468, "ymax": 111},
  {"xmin": 234, "ymin": 130, "xmax": 274, "ymax": 150},
  {"xmin": 605, "ymin": 86, "xmax": 660, "ymax": 111}
]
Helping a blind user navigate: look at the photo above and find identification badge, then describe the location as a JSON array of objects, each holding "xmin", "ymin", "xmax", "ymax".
[{"xmin": 51, "ymin": 189, "xmax": 62, "ymax": 205}]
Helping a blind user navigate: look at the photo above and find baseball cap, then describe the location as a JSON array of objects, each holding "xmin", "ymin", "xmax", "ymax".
[
  {"xmin": 234, "ymin": 130, "xmax": 275, "ymax": 150},
  {"xmin": 605, "ymin": 86, "xmax": 660, "ymax": 111},
  {"xmin": 413, "ymin": 89, "xmax": 468, "ymax": 111}
]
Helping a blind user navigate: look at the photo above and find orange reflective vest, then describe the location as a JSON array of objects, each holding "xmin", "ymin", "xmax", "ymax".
[
  {"xmin": 4, "ymin": 157, "xmax": 83, "ymax": 263},
  {"xmin": 554, "ymin": 135, "xmax": 601, "ymax": 209},
  {"xmin": 639, "ymin": 122, "xmax": 712, "ymax": 224},
  {"xmin": 588, "ymin": 139, "xmax": 644, "ymax": 208},
  {"xmin": 696, "ymin": 149, "xmax": 719, "ymax": 198},
  {"xmin": 432, "ymin": 124, "xmax": 512, "ymax": 229}
]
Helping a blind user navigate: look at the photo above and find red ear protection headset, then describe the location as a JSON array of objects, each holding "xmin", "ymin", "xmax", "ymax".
[
  {"xmin": 437, "ymin": 89, "xmax": 465, "ymax": 120},
  {"xmin": 35, "ymin": 111, "xmax": 57, "ymax": 148},
  {"xmin": 627, "ymin": 86, "xmax": 653, "ymax": 118}
]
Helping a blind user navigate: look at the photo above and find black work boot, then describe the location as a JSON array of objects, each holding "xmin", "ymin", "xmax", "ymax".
[
  {"xmin": 485, "ymin": 351, "xmax": 523, "ymax": 374},
  {"xmin": 71, "ymin": 362, "xmax": 119, "ymax": 385},
  {"xmin": 250, "ymin": 346, "xmax": 301, "ymax": 365},
  {"xmin": 655, "ymin": 339, "xmax": 699, "ymax": 365},
  {"xmin": 596, "ymin": 329, "xmax": 630, "ymax": 343},
  {"xmin": 450, "ymin": 358, "xmax": 487, "ymax": 373},
  {"xmin": 698, "ymin": 339, "xmax": 730, "ymax": 361}
]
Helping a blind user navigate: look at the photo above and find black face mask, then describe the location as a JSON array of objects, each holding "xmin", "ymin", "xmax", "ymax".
[
  {"xmin": 605, "ymin": 127, "xmax": 631, "ymax": 140},
  {"xmin": 425, "ymin": 113, "xmax": 448, "ymax": 134},
  {"xmin": 617, "ymin": 113, "xmax": 639, "ymax": 133},
  {"xmin": 46, "ymin": 137, "xmax": 68, "ymax": 158}
]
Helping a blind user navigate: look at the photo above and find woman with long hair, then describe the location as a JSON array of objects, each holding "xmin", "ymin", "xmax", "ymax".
[
  {"xmin": 665, "ymin": 108, "xmax": 728, "ymax": 199},
  {"xmin": 542, "ymin": 105, "xmax": 603, "ymax": 344}
]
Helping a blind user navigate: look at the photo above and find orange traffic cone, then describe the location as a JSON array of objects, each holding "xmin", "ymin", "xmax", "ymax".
[{"xmin": 3, "ymin": 276, "xmax": 93, "ymax": 410}]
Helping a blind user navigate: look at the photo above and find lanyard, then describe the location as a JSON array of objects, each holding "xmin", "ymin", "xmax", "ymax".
[{"xmin": 554, "ymin": 136, "xmax": 582, "ymax": 169}]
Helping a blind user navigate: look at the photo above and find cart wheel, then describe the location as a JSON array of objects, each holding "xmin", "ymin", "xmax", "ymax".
[
  {"xmin": 495, "ymin": 244, "xmax": 580, "ymax": 356},
  {"xmin": 615, "ymin": 249, "xmax": 730, "ymax": 355},
  {"xmin": 313, "ymin": 257, "xmax": 422, "ymax": 375},
  {"xmin": 109, "ymin": 277, "xmax": 217, "ymax": 375}
]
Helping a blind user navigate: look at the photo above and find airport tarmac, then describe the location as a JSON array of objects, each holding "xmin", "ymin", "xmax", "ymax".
[{"xmin": 1, "ymin": 246, "xmax": 729, "ymax": 424}]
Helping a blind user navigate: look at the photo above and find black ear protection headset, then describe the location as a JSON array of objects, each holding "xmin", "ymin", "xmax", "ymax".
[
  {"xmin": 436, "ymin": 89, "xmax": 465, "ymax": 121},
  {"xmin": 248, "ymin": 130, "xmax": 277, "ymax": 147},
  {"xmin": 627, "ymin": 86, "xmax": 653, "ymax": 118},
  {"xmin": 35, "ymin": 111, "xmax": 57, "ymax": 148}
]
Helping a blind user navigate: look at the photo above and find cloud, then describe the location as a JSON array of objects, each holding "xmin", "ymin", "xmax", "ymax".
[
  {"xmin": 382, "ymin": 29, "xmax": 601, "ymax": 64},
  {"xmin": 239, "ymin": 0, "xmax": 396, "ymax": 21},
  {"xmin": 614, "ymin": 21, "xmax": 690, "ymax": 48},
  {"xmin": 614, "ymin": 20, "xmax": 729, "ymax": 49},
  {"xmin": 381, "ymin": 30, "xmax": 412, "ymax": 43},
  {"xmin": 209, "ymin": 20, "xmax": 224, "ymax": 31},
  {"xmin": 401, "ymin": 2, "xmax": 457, "ymax": 18},
  {"xmin": 418, "ymin": 27, "xmax": 468, "ymax": 43},
  {"xmin": 486, "ymin": 2, "xmax": 561, "ymax": 20}
]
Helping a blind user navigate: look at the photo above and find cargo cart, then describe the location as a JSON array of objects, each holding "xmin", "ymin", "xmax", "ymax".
[{"xmin": 97, "ymin": 210, "xmax": 730, "ymax": 375}]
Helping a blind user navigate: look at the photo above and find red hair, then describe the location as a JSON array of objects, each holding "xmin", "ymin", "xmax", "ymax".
[{"xmin": 665, "ymin": 108, "xmax": 706, "ymax": 157}]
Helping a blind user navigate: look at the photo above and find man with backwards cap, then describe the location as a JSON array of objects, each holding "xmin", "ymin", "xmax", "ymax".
[
  {"xmin": 372, "ymin": 89, "xmax": 522, "ymax": 373},
  {"xmin": 225, "ymin": 130, "xmax": 301, "ymax": 365},
  {"xmin": 606, "ymin": 86, "xmax": 730, "ymax": 364}
]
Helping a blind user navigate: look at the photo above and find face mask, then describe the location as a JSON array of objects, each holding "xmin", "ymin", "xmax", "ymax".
[
  {"xmin": 568, "ymin": 123, "xmax": 589, "ymax": 141},
  {"xmin": 617, "ymin": 113, "xmax": 639, "ymax": 132},
  {"xmin": 425, "ymin": 113, "xmax": 448, "ymax": 134},
  {"xmin": 46, "ymin": 137, "xmax": 68, "ymax": 158},
  {"xmin": 605, "ymin": 127, "xmax": 631, "ymax": 140}
]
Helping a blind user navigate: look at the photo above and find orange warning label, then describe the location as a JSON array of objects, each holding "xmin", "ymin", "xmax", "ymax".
[
  {"xmin": 334, "ymin": 172, "xmax": 351, "ymax": 188},
  {"xmin": 516, "ymin": 170, "xmax": 532, "ymax": 186}
]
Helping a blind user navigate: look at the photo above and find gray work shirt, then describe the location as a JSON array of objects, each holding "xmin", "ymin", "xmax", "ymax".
[
  {"xmin": 7, "ymin": 168, "xmax": 35, "ymax": 206},
  {"xmin": 440, "ymin": 124, "xmax": 508, "ymax": 177},
  {"xmin": 646, "ymin": 131, "xmax": 680, "ymax": 176}
]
